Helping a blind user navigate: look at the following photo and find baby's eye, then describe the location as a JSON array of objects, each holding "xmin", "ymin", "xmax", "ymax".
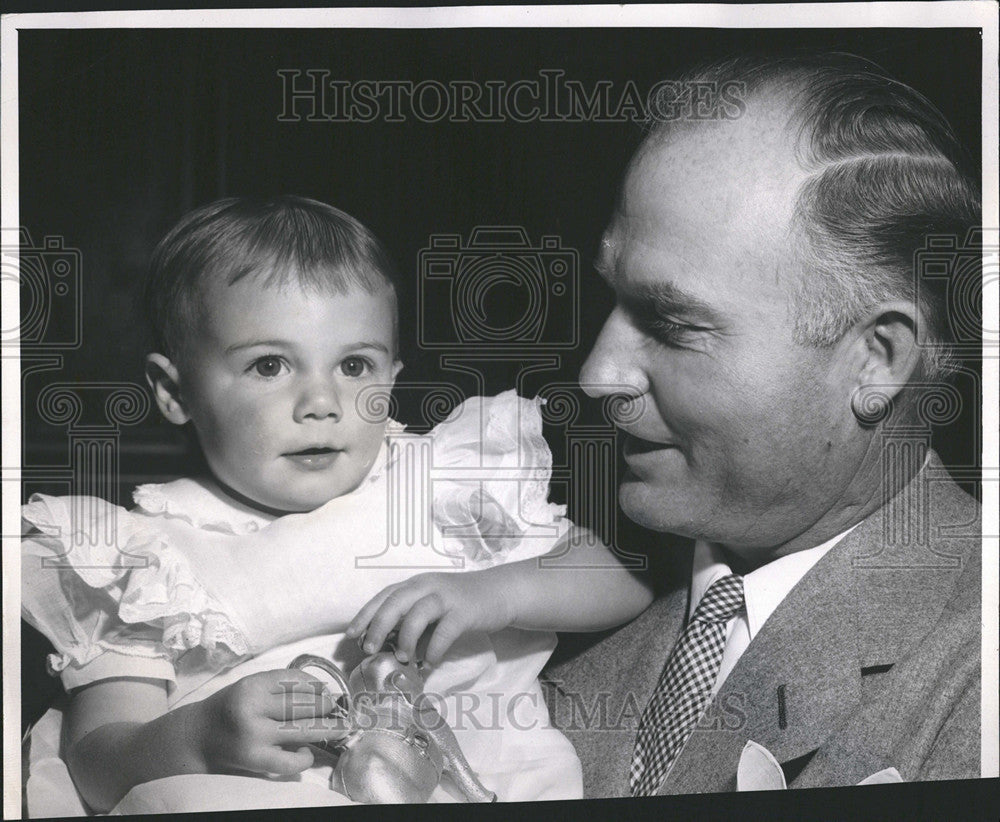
[
  {"xmin": 251, "ymin": 356, "xmax": 286, "ymax": 378},
  {"xmin": 340, "ymin": 357, "xmax": 370, "ymax": 378}
]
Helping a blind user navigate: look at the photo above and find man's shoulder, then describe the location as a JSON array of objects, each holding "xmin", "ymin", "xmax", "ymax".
[
  {"xmin": 845, "ymin": 451, "xmax": 980, "ymax": 566},
  {"xmin": 924, "ymin": 456, "xmax": 982, "ymax": 526},
  {"xmin": 795, "ymin": 547, "xmax": 981, "ymax": 785},
  {"xmin": 773, "ymin": 455, "xmax": 982, "ymax": 786}
]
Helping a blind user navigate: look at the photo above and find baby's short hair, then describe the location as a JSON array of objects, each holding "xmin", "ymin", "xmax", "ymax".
[{"xmin": 145, "ymin": 195, "xmax": 399, "ymax": 359}]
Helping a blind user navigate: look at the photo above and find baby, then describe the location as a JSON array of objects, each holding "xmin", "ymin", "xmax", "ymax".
[{"xmin": 21, "ymin": 196, "xmax": 652, "ymax": 815}]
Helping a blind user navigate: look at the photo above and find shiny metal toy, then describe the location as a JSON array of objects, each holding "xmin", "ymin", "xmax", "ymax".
[{"xmin": 288, "ymin": 647, "xmax": 497, "ymax": 804}]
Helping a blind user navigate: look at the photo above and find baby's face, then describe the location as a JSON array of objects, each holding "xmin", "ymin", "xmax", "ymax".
[{"xmin": 171, "ymin": 274, "xmax": 401, "ymax": 512}]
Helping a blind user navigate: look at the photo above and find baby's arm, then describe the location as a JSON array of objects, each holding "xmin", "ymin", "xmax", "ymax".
[
  {"xmin": 64, "ymin": 670, "xmax": 346, "ymax": 813},
  {"xmin": 347, "ymin": 526, "xmax": 653, "ymax": 665}
]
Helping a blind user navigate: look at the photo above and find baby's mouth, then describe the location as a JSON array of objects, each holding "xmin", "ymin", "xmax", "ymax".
[{"xmin": 283, "ymin": 446, "xmax": 343, "ymax": 469}]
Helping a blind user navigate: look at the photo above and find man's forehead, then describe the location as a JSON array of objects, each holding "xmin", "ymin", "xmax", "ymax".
[
  {"xmin": 594, "ymin": 227, "xmax": 725, "ymax": 319},
  {"xmin": 595, "ymin": 193, "xmax": 720, "ymax": 287},
  {"xmin": 628, "ymin": 105, "xmax": 805, "ymax": 196},
  {"xmin": 595, "ymin": 128, "xmax": 808, "ymax": 318},
  {"xmin": 607, "ymin": 125, "xmax": 804, "ymax": 255}
]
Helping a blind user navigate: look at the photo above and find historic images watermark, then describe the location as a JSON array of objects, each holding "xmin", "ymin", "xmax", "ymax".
[
  {"xmin": 278, "ymin": 70, "xmax": 747, "ymax": 124},
  {"xmin": 277, "ymin": 682, "xmax": 748, "ymax": 735}
]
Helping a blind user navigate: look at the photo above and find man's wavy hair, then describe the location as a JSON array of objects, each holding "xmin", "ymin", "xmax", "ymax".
[
  {"xmin": 144, "ymin": 195, "xmax": 400, "ymax": 361},
  {"xmin": 647, "ymin": 53, "xmax": 981, "ymax": 383}
]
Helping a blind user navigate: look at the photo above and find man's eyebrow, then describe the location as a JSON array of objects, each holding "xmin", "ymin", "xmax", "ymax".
[{"xmin": 620, "ymin": 280, "xmax": 724, "ymax": 325}]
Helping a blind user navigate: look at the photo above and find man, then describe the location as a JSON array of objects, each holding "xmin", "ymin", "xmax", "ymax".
[{"xmin": 545, "ymin": 53, "xmax": 982, "ymax": 795}]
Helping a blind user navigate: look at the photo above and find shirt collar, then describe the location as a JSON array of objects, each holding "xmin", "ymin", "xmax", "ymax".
[{"xmin": 690, "ymin": 524, "xmax": 859, "ymax": 637}]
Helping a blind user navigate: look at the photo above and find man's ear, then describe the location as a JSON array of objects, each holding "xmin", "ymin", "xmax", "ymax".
[
  {"xmin": 849, "ymin": 301, "xmax": 922, "ymax": 425},
  {"xmin": 145, "ymin": 353, "xmax": 190, "ymax": 425}
]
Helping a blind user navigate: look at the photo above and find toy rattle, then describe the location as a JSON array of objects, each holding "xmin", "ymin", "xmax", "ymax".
[{"xmin": 288, "ymin": 645, "xmax": 497, "ymax": 804}]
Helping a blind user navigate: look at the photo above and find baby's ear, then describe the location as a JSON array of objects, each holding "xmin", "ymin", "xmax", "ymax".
[
  {"xmin": 145, "ymin": 353, "xmax": 190, "ymax": 425},
  {"xmin": 391, "ymin": 359, "xmax": 404, "ymax": 382}
]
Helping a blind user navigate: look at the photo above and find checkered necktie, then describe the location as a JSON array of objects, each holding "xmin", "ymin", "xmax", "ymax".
[{"xmin": 630, "ymin": 573, "xmax": 744, "ymax": 796}]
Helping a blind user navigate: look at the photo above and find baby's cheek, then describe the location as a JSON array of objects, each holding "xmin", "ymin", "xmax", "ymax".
[
  {"xmin": 352, "ymin": 420, "xmax": 386, "ymax": 466},
  {"xmin": 231, "ymin": 402, "xmax": 277, "ymax": 455},
  {"xmin": 362, "ymin": 418, "xmax": 388, "ymax": 451}
]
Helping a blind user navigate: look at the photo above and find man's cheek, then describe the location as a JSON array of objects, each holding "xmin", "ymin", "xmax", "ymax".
[{"xmin": 704, "ymin": 417, "xmax": 790, "ymax": 496}]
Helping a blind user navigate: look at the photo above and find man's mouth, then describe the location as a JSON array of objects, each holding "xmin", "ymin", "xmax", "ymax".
[
  {"xmin": 283, "ymin": 446, "xmax": 343, "ymax": 469},
  {"xmin": 622, "ymin": 431, "xmax": 676, "ymax": 458}
]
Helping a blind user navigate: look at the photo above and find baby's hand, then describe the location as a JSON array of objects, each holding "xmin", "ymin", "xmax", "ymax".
[
  {"xmin": 346, "ymin": 571, "xmax": 513, "ymax": 665},
  {"xmin": 195, "ymin": 669, "xmax": 349, "ymax": 776}
]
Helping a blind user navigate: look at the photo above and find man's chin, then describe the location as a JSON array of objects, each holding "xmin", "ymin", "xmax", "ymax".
[{"xmin": 618, "ymin": 474, "xmax": 696, "ymax": 536}]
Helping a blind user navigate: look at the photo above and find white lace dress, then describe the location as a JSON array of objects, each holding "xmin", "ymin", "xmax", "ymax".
[{"xmin": 21, "ymin": 392, "xmax": 582, "ymax": 815}]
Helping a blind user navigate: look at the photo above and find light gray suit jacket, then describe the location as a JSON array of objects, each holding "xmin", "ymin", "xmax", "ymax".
[{"xmin": 544, "ymin": 452, "xmax": 982, "ymax": 796}]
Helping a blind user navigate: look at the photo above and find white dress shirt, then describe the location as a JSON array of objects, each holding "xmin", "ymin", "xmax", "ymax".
[{"xmin": 689, "ymin": 524, "xmax": 859, "ymax": 697}]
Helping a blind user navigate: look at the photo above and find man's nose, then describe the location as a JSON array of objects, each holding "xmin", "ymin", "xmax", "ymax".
[
  {"xmin": 293, "ymin": 376, "xmax": 343, "ymax": 422},
  {"xmin": 579, "ymin": 310, "xmax": 646, "ymax": 399}
]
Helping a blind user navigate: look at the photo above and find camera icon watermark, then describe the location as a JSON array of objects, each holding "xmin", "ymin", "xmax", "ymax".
[
  {"xmin": 1, "ymin": 228, "xmax": 82, "ymax": 350},
  {"xmin": 417, "ymin": 226, "xmax": 578, "ymax": 350},
  {"xmin": 914, "ymin": 227, "xmax": 998, "ymax": 359}
]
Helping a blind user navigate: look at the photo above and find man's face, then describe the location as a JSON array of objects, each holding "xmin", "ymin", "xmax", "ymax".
[
  {"xmin": 580, "ymin": 118, "xmax": 869, "ymax": 561},
  {"xmin": 174, "ymin": 276, "xmax": 401, "ymax": 513}
]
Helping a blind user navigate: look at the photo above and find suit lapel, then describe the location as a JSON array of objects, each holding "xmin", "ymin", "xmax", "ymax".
[
  {"xmin": 661, "ymin": 530, "xmax": 862, "ymax": 793},
  {"xmin": 660, "ymin": 452, "xmax": 972, "ymax": 794}
]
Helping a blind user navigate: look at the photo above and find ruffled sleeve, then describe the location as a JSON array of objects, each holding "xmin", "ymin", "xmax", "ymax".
[
  {"xmin": 428, "ymin": 390, "xmax": 569, "ymax": 568},
  {"xmin": 21, "ymin": 493, "xmax": 251, "ymax": 691}
]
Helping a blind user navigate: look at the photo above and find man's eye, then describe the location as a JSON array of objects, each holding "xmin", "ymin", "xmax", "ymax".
[
  {"xmin": 340, "ymin": 357, "xmax": 370, "ymax": 377},
  {"xmin": 643, "ymin": 316, "xmax": 691, "ymax": 346},
  {"xmin": 623, "ymin": 300, "xmax": 699, "ymax": 348},
  {"xmin": 251, "ymin": 357, "xmax": 285, "ymax": 378}
]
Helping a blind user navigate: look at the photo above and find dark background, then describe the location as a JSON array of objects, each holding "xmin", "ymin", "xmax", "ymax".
[
  {"xmin": 18, "ymin": 27, "xmax": 984, "ymax": 725},
  {"xmin": 18, "ymin": 27, "xmax": 984, "ymax": 495}
]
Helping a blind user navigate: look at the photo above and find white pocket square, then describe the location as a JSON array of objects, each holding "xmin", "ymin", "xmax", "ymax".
[
  {"xmin": 737, "ymin": 741, "xmax": 904, "ymax": 790},
  {"xmin": 856, "ymin": 767, "xmax": 904, "ymax": 785},
  {"xmin": 737, "ymin": 740, "xmax": 787, "ymax": 791}
]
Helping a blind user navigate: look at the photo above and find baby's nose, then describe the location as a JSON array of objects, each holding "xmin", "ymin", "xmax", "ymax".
[{"xmin": 294, "ymin": 378, "xmax": 343, "ymax": 422}]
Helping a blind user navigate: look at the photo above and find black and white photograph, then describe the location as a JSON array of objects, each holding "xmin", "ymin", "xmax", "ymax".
[{"xmin": 2, "ymin": 4, "xmax": 998, "ymax": 819}]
